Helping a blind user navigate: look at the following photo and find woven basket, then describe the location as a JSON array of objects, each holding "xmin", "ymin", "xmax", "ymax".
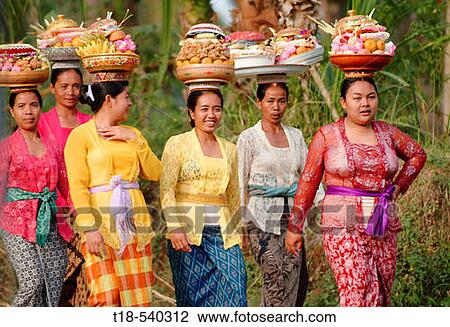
[
  {"xmin": 329, "ymin": 54, "xmax": 393, "ymax": 73},
  {"xmin": 42, "ymin": 47, "xmax": 79, "ymax": 62},
  {"xmin": 0, "ymin": 69, "xmax": 49, "ymax": 87},
  {"xmin": 81, "ymin": 53, "xmax": 140, "ymax": 73},
  {"xmin": 176, "ymin": 63, "xmax": 234, "ymax": 84}
]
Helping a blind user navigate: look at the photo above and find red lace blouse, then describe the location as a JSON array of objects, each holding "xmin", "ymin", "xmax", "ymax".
[
  {"xmin": 0, "ymin": 130, "xmax": 73, "ymax": 242},
  {"xmin": 289, "ymin": 119, "xmax": 427, "ymax": 233}
]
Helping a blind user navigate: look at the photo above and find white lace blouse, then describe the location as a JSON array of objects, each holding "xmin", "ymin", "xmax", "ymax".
[{"xmin": 237, "ymin": 121, "xmax": 324, "ymax": 234}]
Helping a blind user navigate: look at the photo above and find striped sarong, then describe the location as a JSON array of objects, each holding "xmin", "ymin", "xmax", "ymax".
[
  {"xmin": 81, "ymin": 242, "xmax": 154, "ymax": 307},
  {"xmin": 167, "ymin": 225, "xmax": 247, "ymax": 307}
]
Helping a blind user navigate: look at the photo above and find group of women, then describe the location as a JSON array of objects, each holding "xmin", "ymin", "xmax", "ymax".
[{"xmin": 0, "ymin": 66, "xmax": 427, "ymax": 307}]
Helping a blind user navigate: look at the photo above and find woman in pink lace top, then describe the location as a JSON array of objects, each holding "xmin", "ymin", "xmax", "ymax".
[
  {"xmin": 285, "ymin": 77, "xmax": 427, "ymax": 306},
  {"xmin": 0, "ymin": 90, "xmax": 73, "ymax": 306},
  {"xmin": 37, "ymin": 68, "xmax": 91, "ymax": 306}
]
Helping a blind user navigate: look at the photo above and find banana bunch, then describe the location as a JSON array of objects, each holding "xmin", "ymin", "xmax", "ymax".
[{"xmin": 76, "ymin": 37, "xmax": 116, "ymax": 57}]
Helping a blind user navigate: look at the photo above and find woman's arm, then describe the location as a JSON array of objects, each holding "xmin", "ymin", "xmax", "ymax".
[
  {"xmin": 129, "ymin": 128, "xmax": 162, "ymax": 182},
  {"xmin": 64, "ymin": 129, "xmax": 98, "ymax": 233},
  {"xmin": 226, "ymin": 145, "xmax": 241, "ymax": 230},
  {"xmin": 160, "ymin": 136, "xmax": 184, "ymax": 232},
  {"xmin": 297, "ymin": 129, "xmax": 325, "ymax": 205},
  {"xmin": 289, "ymin": 128, "xmax": 326, "ymax": 234},
  {"xmin": 160, "ymin": 136, "xmax": 192, "ymax": 252},
  {"xmin": 388, "ymin": 124, "xmax": 427, "ymax": 194},
  {"xmin": 0, "ymin": 139, "xmax": 11, "ymax": 209},
  {"xmin": 236, "ymin": 134, "xmax": 252, "ymax": 212}
]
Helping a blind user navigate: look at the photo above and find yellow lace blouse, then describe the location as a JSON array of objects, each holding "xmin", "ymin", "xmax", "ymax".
[
  {"xmin": 160, "ymin": 129, "xmax": 241, "ymax": 250},
  {"xmin": 64, "ymin": 119, "xmax": 162, "ymax": 251}
]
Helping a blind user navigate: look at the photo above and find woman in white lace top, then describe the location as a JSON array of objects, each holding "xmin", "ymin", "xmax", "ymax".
[{"xmin": 237, "ymin": 81, "xmax": 324, "ymax": 306}]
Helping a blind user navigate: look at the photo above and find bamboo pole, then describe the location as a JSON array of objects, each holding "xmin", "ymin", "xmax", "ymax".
[
  {"xmin": 441, "ymin": 1, "xmax": 450, "ymax": 133},
  {"xmin": 309, "ymin": 66, "xmax": 340, "ymax": 121}
]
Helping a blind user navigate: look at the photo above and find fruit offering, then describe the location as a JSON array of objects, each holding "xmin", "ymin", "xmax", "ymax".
[
  {"xmin": 272, "ymin": 28, "xmax": 319, "ymax": 63},
  {"xmin": 31, "ymin": 15, "xmax": 86, "ymax": 49},
  {"xmin": 0, "ymin": 44, "xmax": 48, "ymax": 72},
  {"xmin": 314, "ymin": 9, "xmax": 396, "ymax": 56},
  {"xmin": 76, "ymin": 11, "xmax": 137, "ymax": 57},
  {"xmin": 227, "ymin": 31, "xmax": 273, "ymax": 58},
  {"xmin": 176, "ymin": 23, "xmax": 232, "ymax": 67}
]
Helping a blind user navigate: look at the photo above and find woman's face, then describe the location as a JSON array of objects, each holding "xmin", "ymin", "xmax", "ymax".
[
  {"xmin": 258, "ymin": 84, "xmax": 288, "ymax": 125},
  {"xmin": 50, "ymin": 69, "xmax": 82, "ymax": 109},
  {"xmin": 10, "ymin": 92, "xmax": 41, "ymax": 131},
  {"xmin": 341, "ymin": 81, "xmax": 378, "ymax": 126},
  {"xmin": 107, "ymin": 87, "xmax": 132, "ymax": 123},
  {"xmin": 189, "ymin": 92, "xmax": 222, "ymax": 133}
]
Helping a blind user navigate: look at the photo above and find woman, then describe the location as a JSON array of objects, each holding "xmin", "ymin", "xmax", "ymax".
[
  {"xmin": 0, "ymin": 89, "xmax": 73, "ymax": 306},
  {"xmin": 38, "ymin": 68, "xmax": 91, "ymax": 149},
  {"xmin": 237, "ymin": 82, "xmax": 323, "ymax": 306},
  {"xmin": 286, "ymin": 77, "xmax": 427, "ymax": 306},
  {"xmin": 160, "ymin": 88, "xmax": 247, "ymax": 307},
  {"xmin": 38, "ymin": 67, "xmax": 91, "ymax": 307},
  {"xmin": 64, "ymin": 81, "xmax": 162, "ymax": 307}
]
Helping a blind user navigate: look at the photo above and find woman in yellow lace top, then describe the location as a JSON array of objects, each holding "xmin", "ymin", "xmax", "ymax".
[
  {"xmin": 160, "ymin": 87, "xmax": 247, "ymax": 306},
  {"xmin": 65, "ymin": 81, "xmax": 162, "ymax": 306}
]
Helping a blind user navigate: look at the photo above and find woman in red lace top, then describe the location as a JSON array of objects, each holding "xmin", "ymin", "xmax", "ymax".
[
  {"xmin": 0, "ymin": 90, "xmax": 72, "ymax": 306},
  {"xmin": 285, "ymin": 77, "xmax": 427, "ymax": 306}
]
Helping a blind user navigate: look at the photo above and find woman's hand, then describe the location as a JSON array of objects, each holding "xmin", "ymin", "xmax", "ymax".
[
  {"xmin": 85, "ymin": 230, "xmax": 105, "ymax": 256},
  {"xmin": 285, "ymin": 229, "xmax": 302, "ymax": 256},
  {"xmin": 170, "ymin": 228, "xmax": 192, "ymax": 252},
  {"xmin": 97, "ymin": 126, "xmax": 136, "ymax": 141}
]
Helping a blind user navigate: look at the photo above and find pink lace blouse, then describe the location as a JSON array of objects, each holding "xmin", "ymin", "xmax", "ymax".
[
  {"xmin": 289, "ymin": 119, "xmax": 427, "ymax": 233},
  {"xmin": 38, "ymin": 106, "xmax": 91, "ymax": 152},
  {"xmin": 0, "ymin": 130, "xmax": 73, "ymax": 242}
]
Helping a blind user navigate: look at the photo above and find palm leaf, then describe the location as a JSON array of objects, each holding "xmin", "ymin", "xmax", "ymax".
[{"xmin": 158, "ymin": 0, "xmax": 174, "ymax": 85}]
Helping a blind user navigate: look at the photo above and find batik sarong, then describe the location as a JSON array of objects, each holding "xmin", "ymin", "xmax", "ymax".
[
  {"xmin": 322, "ymin": 227, "xmax": 398, "ymax": 306},
  {"xmin": 0, "ymin": 223, "xmax": 67, "ymax": 307},
  {"xmin": 247, "ymin": 218, "xmax": 308, "ymax": 307},
  {"xmin": 168, "ymin": 226, "xmax": 247, "ymax": 307}
]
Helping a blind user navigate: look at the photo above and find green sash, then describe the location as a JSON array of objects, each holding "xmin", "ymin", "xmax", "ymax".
[{"xmin": 6, "ymin": 187, "xmax": 57, "ymax": 247}]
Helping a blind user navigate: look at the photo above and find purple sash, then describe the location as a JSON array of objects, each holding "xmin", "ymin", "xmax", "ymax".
[
  {"xmin": 89, "ymin": 175, "xmax": 139, "ymax": 255},
  {"xmin": 325, "ymin": 184, "xmax": 396, "ymax": 237}
]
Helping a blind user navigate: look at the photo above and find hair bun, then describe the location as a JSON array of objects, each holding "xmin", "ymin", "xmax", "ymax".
[{"xmin": 79, "ymin": 84, "xmax": 94, "ymax": 105}]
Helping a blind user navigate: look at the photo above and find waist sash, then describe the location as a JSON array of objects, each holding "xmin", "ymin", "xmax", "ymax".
[
  {"xmin": 248, "ymin": 182, "xmax": 298, "ymax": 198},
  {"xmin": 325, "ymin": 184, "xmax": 396, "ymax": 237},
  {"xmin": 176, "ymin": 192, "xmax": 228, "ymax": 206},
  {"xmin": 6, "ymin": 187, "xmax": 57, "ymax": 247},
  {"xmin": 89, "ymin": 175, "xmax": 139, "ymax": 255}
]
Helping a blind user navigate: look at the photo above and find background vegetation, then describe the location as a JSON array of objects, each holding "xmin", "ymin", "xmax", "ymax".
[{"xmin": 0, "ymin": 0, "xmax": 449, "ymax": 306}]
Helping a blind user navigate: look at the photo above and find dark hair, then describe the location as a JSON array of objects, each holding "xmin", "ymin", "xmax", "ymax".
[
  {"xmin": 50, "ymin": 68, "xmax": 83, "ymax": 85},
  {"xmin": 340, "ymin": 77, "xmax": 378, "ymax": 99},
  {"xmin": 79, "ymin": 81, "xmax": 129, "ymax": 113},
  {"xmin": 256, "ymin": 83, "xmax": 289, "ymax": 102},
  {"xmin": 9, "ymin": 89, "xmax": 43, "ymax": 108},
  {"xmin": 186, "ymin": 89, "xmax": 223, "ymax": 128}
]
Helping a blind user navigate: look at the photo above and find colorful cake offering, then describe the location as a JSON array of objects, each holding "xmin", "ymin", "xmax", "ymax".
[
  {"xmin": 227, "ymin": 31, "xmax": 275, "ymax": 69},
  {"xmin": 76, "ymin": 11, "xmax": 140, "ymax": 81},
  {"xmin": 272, "ymin": 27, "xmax": 321, "ymax": 64},
  {"xmin": 330, "ymin": 10, "xmax": 395, "ymax": 56},
  {"xmin": 176, "ymin": 23, "xmax": 234, "ymax": 84},
  {"xmin": 31, "ymin": 15, "xmax": 86, "ymax": 49},
  {"xmin": 313, "ymin": 9, "xmax": 395, "ymax": 75},
  {"xmin": 0, "ymin": 44, "xmax": 49, "ymax": 87}
]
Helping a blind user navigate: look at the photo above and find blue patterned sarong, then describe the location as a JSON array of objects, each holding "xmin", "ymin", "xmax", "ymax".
[{"xmin": 167, "ymin": 226, "xmax": 247, "ymax": 307}]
